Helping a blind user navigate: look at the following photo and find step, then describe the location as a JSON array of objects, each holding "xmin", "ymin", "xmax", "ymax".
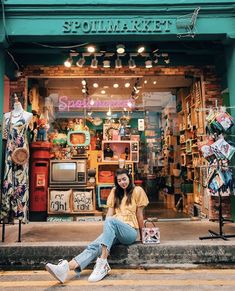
[{"xmin": 1, "ymin": 241, "xmax": 235, "ymax": 269}]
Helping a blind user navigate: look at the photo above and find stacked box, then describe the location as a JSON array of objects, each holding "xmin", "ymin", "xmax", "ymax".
[
  {"xmin": 183, "ymin": 193, "xmax": 194, "ymax": 214},
  {"xmin": 164, "ymin": 193, "xmax": 175, "ymax": 209}
]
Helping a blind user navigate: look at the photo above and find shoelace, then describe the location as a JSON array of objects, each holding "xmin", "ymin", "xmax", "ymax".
[
  {"xmin": 93, "ymin": 260, "xmax": 105, "ymax": 274},
  {"xmin": 58, "ymin": 259, "xmax": 66, "ymax": 266}
]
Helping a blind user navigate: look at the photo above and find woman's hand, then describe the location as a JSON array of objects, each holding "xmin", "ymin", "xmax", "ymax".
[{"xmin": 106, "ymin": 207, "xmax": 114, "ymax": 217}]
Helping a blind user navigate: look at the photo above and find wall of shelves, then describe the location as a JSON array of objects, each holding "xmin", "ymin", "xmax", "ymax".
[
  {"xmin": 144, "ymin": 111, "xmax": 162, "ymax": 173},
  {"xmin": 101, "ymin": 140, "xmax": 139, "ymax": 163},
  {"xmin": 96, "ymin": 161, "xmax": 134, "ymax": 185},
  {"xmin": 160, "ymin": 82, "xmax": 206, "ymax": 214}
]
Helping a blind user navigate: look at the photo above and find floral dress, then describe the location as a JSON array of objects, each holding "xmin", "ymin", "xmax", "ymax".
[{"xmin": 0, "ymin": 113, "xmax": 30, "ymax": 223}]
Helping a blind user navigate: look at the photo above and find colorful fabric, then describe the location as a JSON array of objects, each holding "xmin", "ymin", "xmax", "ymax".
[{"xmin": 0, "ymin": 114, "xmax": 30, "ymax": 223}]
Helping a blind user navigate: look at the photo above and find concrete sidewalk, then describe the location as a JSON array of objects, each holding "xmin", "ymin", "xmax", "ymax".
[{"xmin": 1, "ymin": 220, "xmax": 235, "ymax": 269}]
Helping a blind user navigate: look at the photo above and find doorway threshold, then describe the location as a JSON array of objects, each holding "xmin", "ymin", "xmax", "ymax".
[{"xmin": 157, "ymin": 217, "xmax": 198, "ymax": 222}]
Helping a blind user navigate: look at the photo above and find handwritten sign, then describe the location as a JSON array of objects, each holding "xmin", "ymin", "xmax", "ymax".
[
  {"xmin": 47, "ymin": 216, "xmax": 74, "ymax": 222},
  {"xmin": 73, "ymin": 191, "xmax": 93, "ymax": 212},
  {"xmin": 49, "ymin": 190, "xmax": 72, "ymax": 213}
]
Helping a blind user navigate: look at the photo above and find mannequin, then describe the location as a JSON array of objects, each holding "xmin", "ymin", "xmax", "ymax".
[
  {"xmin": 0, "ymin": 94, "xmax": 33, "ymax": 226},
  {"xmin": 4, "ymin": 95, "xmax": 32, "ymax": 127}
]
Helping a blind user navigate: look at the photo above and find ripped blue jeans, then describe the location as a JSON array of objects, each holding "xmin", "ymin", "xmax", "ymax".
[{"xmin": 74, "ymin": 217, "xmax": 138, "ymax": 271}]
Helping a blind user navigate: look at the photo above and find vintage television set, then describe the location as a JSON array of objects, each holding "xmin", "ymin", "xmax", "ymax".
[
  {"xmin": 67, "ymin": 130, "xmax": 90, "ymax": 147},
  {"xmin": 49, "ymin": 159, "xmax": 87, "ymax": 187}
]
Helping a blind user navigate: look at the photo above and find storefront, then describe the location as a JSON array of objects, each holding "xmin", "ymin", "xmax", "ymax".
[{"xmin": 0, "ymin": 0, "xmax": 235, "ymax": 224}]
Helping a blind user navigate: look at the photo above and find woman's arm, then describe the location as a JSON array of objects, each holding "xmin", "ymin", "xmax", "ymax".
[
  {"xmin": 106, "ymin": 207, "xmax": 114, "ymax": 217},
  {"xmin": 136, "ymin": 206, "xmax": 145, "ymax": 242}
]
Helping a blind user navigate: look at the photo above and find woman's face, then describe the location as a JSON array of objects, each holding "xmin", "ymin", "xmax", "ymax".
[{"xmin": 117, "ymin": 173, "xmax": 130, "ymax": 190}]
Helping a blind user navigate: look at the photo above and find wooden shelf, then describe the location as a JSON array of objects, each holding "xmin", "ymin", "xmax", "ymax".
[
  {"xmin": 97, "ymin": 162, "xmax": 134, "ymax": 184},
  {"xmin": 102, "ymin": 140, "xmax": 139, "ymax": 163}
]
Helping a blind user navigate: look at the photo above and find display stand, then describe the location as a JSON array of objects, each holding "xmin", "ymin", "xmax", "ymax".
[
  {"xmin": 1, "ymin": 178, "xmax": 24, "ymax": 242},
  {"xmin": 199, "ymin": 105, "xmax": 235, "ymax": 241},
  {"xmin": 1, "ymin": 220, "xmax": 22, "ymax": 242},
  {"xmin": 199, "ymin": 188, "xmax": 235, "ymax": 240}
]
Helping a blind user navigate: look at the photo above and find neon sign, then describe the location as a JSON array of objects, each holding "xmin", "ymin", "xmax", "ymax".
[{"xmin": 59, "ymin": 96, "xmax": 134, "ymax": 111}]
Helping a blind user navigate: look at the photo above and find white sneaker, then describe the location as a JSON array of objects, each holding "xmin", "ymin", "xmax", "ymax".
[
  {"xmin": 45, "ymin": 259, "xmax": 69, "ymax": 283},
  {"xmin": 88, "ymin": 257, "xmax": 111, "ymax": 282}
]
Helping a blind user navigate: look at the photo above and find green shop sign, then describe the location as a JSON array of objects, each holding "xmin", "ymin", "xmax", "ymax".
[{"xmin": 63, "ymin": 18, "xmax": 172, "ymax": 34}]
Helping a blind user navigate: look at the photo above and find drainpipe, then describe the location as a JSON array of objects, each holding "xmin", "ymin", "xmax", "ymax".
[{"xmin": 0, "ymin": 48, "xmax": 5, "ymax": 188}]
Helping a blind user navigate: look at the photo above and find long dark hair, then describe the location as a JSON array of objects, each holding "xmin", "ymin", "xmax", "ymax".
[{"xmin": 114, "ymin": 168, "xmax": 134, "ymax": 209}]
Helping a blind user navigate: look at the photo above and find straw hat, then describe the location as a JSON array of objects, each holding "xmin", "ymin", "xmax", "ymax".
[{"xmin": 11, "ymin": 148, "xmax": 29, "ymax": 165}]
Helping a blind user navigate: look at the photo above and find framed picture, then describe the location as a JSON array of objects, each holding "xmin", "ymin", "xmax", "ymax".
[
  {"xmin": 36, "ymin": 173, "xmax": 46, "ymax": 188},
  {"xmin": 103, "ymin": 123, "xmax": 120, "ymax": 140}
]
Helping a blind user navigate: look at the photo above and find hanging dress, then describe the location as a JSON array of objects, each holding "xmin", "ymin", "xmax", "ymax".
[{"xmin": 0, "ymin": 112, "xmax": 30, "ymax": 223}]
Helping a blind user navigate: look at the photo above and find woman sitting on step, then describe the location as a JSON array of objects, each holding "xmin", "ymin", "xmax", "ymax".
[{"xmin": 45, "ymin": 168, "xmax": 149, "ymax": 283}]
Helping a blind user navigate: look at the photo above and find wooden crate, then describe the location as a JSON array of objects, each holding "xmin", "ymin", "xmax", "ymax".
[
  {"xmin": 183, "ymin": 193, "xmax": 194, "ymax": 214},
  {"xmin": 164, "ymin": 194, "xmax": 175, "ymax": 209}
]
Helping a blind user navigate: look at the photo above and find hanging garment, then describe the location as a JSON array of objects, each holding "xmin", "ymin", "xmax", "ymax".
[{"xmin": 0, "ymin": 114, "xmax": 30, "ymax": 223}]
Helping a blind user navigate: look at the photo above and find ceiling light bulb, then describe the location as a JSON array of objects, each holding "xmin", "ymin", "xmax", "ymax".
[
  {"xmin": 116, "ymin": 44, "xmax": 125, "ymax": 54},
  {"xmin": 145, "ymin": 60, "xmax": 153, "ymax": 68},
  {"xmin": 82, "ymin": 88, "xmax": 86, "ymax": 94},
  {"xmin": 127, "ymin": 101, "xmax": 133, "ymax": 108},
  {"xmin": 113, "ymin": 83, "xmax": 119, "ymax": 88},
  {"xmin": 144, "ymin": 80, "xmax": 147, "ymax": 84},
  {"xmin": 133, "ymin": 86, "xmax": 140, "ymax": 94},
  {"xmin": 87, "ymin": 46, "xmax": 95, "ymax": 53},
  {"xmin": 103, "ymin": 60, "xmax": 110, "ymax": 68},
  {"xmin": 125, "ymin": 82, "xmax": 130, "ymax": 88},
  {"xmin": 91, "ymin": 57, "xmax": 98, "ymax": 68},
  {"xmin": 128, "ymin": 57, "xmax": 136, "ymax": 69},
  {"xmin": 93, "ymin": 83, "xmax": 99, "ymax": 88},
  {"xmin": 101, "ymin": 90, "xmax": 106, "ymax": 94},
  {"xmin": 115, "ymin": 58, "xmax": 122, "ymax": 68},
  {"xmin": 81, "ymin": 79, "xmax": 86, "ymax": 86},
  {"xmin": 64, "ymin": 58, "xmax": 72, "ymax": 68},
  {"xmin": 90, "ymin": 99, "xmax": 95, "ymax": 106},
  {"xmin": 137, "ymin": 46, "xmax": 145, "ymax": 54},
  {"xmin": 76, "ymin": 56, "xmax": 85, "ymax": 67},
  {"xmin": 164, "ymin": 58, "xmax": 170, "ymax": 64},
  {"xmin": 107, "ymin": 108, "xmax": 112, "ymax": 116},
  {"xmin": 153, "ymin": 81, "xmax": 157, "ymax": 85}
]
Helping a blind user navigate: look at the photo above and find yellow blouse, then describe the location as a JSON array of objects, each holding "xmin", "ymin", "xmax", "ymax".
[{"xmin": 106, "ymin": 186, "xmax": 149, "ymax": 229}]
